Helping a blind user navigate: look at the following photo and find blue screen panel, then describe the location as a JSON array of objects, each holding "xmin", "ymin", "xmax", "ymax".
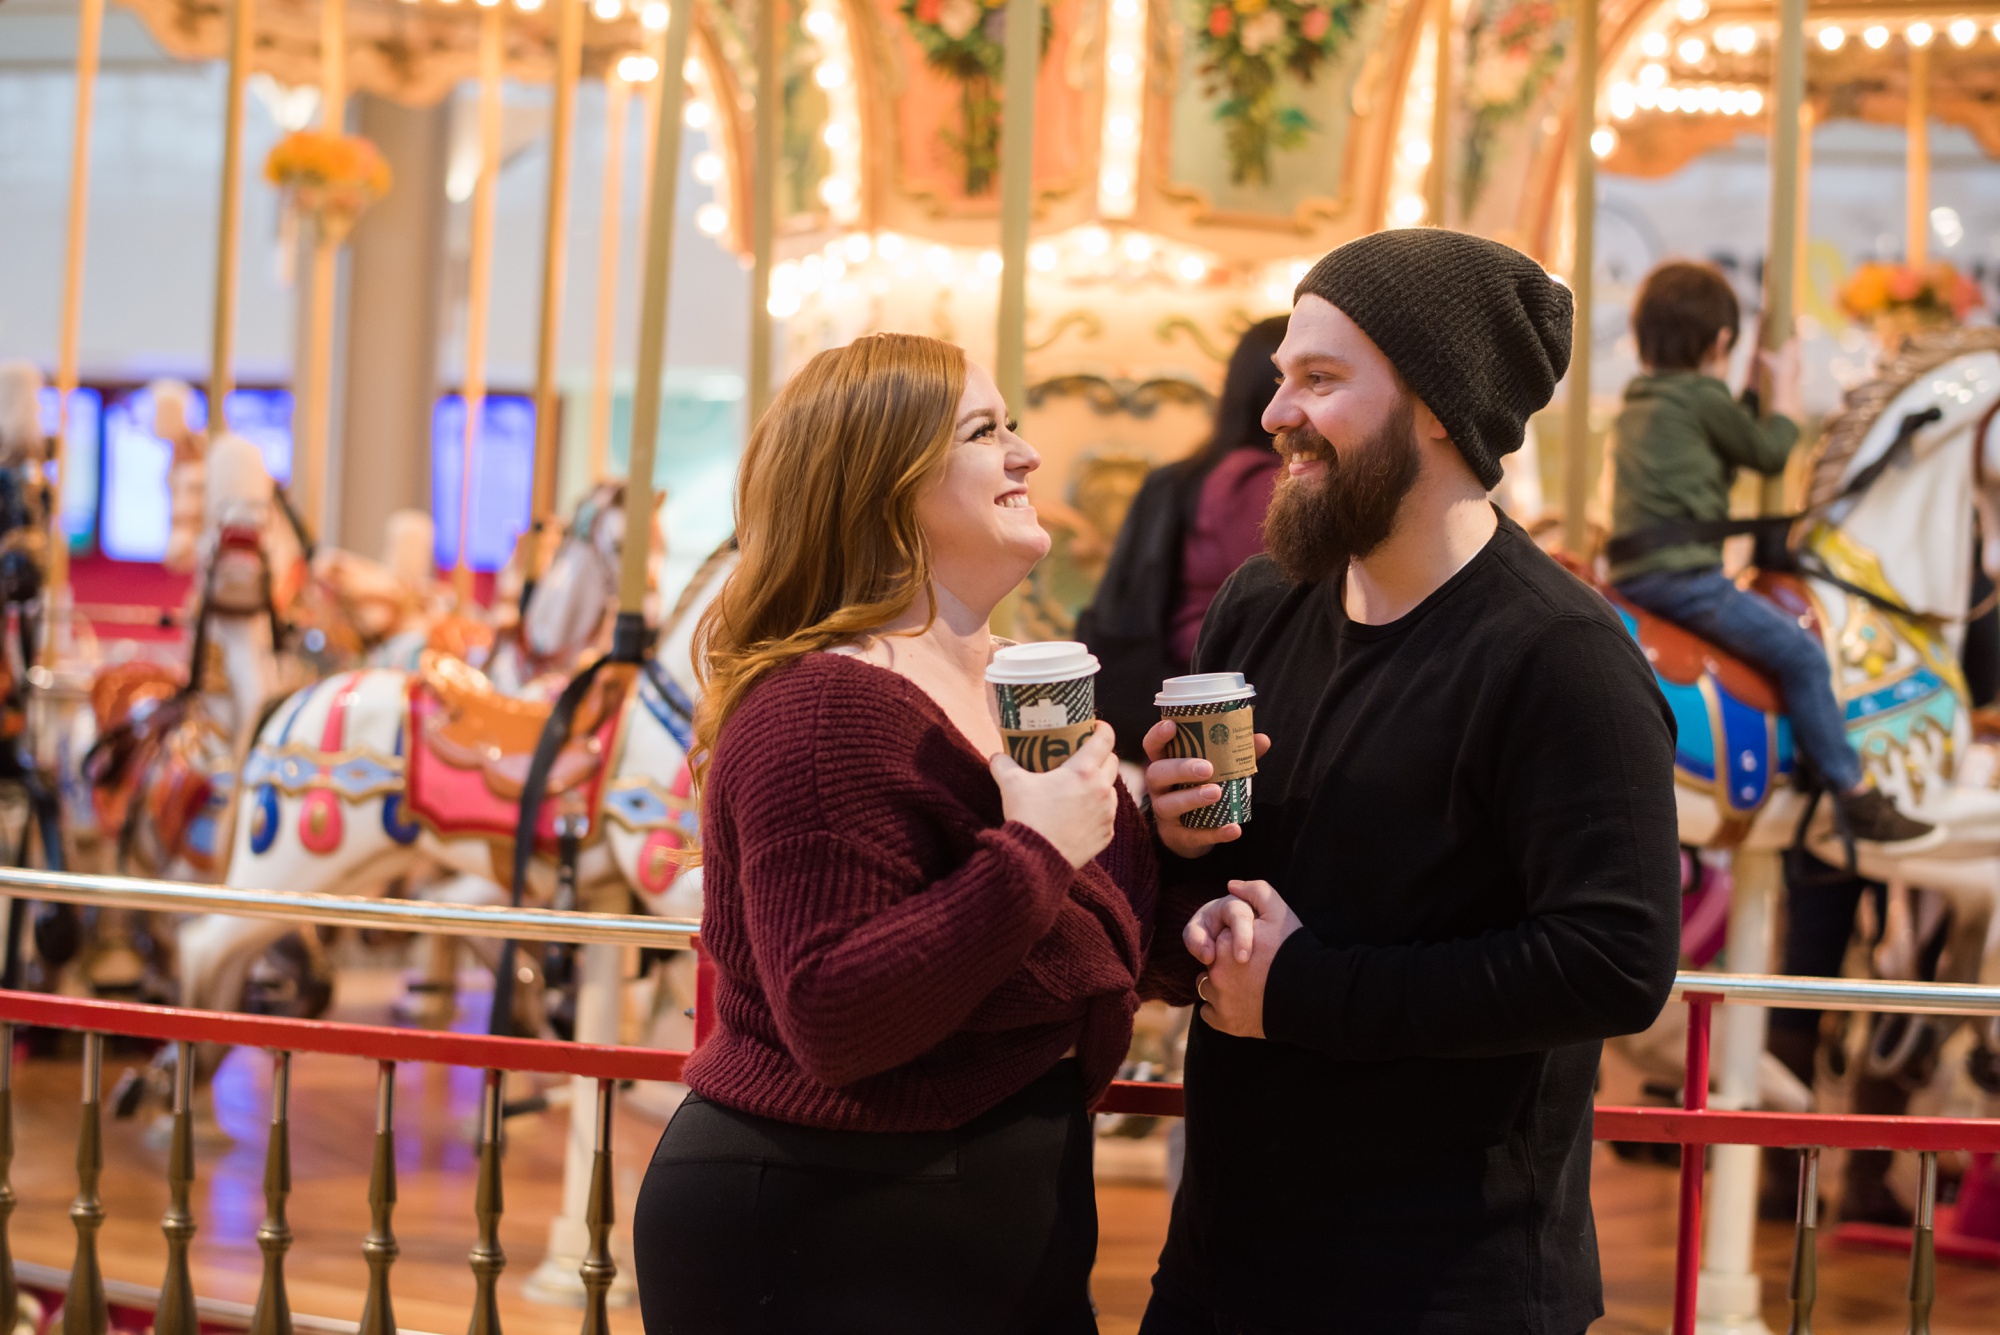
[
  {"xmin": 100, "ymin": 386, "xmax": 294, "ymax": 564},
  {"xmin": 431, "ymin": 394, "xmax": 536, "ymax": 574},
  {"xmin": 35, "ymin": 386, "xmax": 101, "ymax": 548}
]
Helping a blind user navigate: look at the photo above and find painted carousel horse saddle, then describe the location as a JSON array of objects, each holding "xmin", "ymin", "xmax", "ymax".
[
  {"xmin": 404, "ymin": 651, "xmax": 632, "ymax": 849},
  {"xmin": 1582, "ymin": 561, "xmax": 1803, "ymax": 818}
]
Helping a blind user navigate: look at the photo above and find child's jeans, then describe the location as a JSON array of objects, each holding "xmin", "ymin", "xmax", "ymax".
[{"xmin": 1615, "ymin": 566, "xmax": 1863, "ymax": 793}]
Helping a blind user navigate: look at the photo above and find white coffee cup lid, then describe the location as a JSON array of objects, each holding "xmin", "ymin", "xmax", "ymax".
[
  {"xmin": 1155, "ymin": 672, "xmax": 1256, "ymax": 706},
  {"xmin": 986, "ymin": 641, "xmax": 1100, "ymax": 685}
]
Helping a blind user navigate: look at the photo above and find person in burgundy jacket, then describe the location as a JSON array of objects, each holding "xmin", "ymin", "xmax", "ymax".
[{"xmin": 632, "ymin": 332, "xmax": 1160, "ymax": 1335}]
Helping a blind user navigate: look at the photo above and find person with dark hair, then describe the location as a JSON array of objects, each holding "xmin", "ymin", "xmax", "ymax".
[
  {"xmin": 1078, "ymin": 317, "xmax": 1288, "ymax": 760},
  {"xmin": 1608, "ymin": 259, "xmax": 1932, "ymax": 843}
]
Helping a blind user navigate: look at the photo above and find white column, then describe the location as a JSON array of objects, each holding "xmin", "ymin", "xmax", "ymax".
[{"xmin": 1697, "ymin": 847, "xmax": 1780, "ymax": 1335}]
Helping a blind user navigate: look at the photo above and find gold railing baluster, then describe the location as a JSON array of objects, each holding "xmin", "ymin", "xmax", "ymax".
[
  {"xmin": 467, "ymin": 1070, "xmax": 506, "ymax": 1335},
  {"xmin": 0, "ymin": 1023, "xmax": 15, "ymax": 1335},
  {"xmin": 359, "ymin": 1061, "xmax": 400, "ymax": 1335},
  {"xmin": 1908, "ymin": 1149, "xmax": 1937, "ymax": 1335},
  {"xmin": 157, "ymin": 1041, "xmax": 199, "ymax": 1335},
  {"xmin": 578, "ymin": 1078, "xmax": 616, "ymax": 1335},
  {"xmin": 1786, "ymin": 1147, "xmax": 1818, "ymax": 1335},
  {"xmin": 64, "ymin": 1031, "xmax": 107, "ymax": 1335},
  {"xmin": 250, "ymin": 1051, "xmax": 294, "ymax": 1335}
]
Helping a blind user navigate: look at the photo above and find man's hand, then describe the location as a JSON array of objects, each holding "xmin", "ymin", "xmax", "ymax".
[
  {"xmin": 1144, "ymin": 720, "xmax": 1271, "ymax": 859},
  {"xmin": 1192, "ymin": 879, "xmax": 1303, "ymax": 1039}
]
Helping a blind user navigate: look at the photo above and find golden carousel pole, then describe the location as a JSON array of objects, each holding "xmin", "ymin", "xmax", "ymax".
[
  {"xmin": 453, "ymin": 1, "xmax": 506, "ymax": 602},
  {"xmin": 1907, "ymin": 35, "xmax": 1930, "ymax": 268},
  {"xmin": 618, "ymin": 0, "xmax": 696, "ymax": 618},
  {"xmin": 210, "ymin": 0, "xmax": 256, "ymax": 442},
  {"xmin": 1559, "ymin": 0, "xmax": 1595, "ymax": 557},
  {"xmin": 50, "ymin": 0, "xmax": 108, "ymax": 616},
  {"xmin": 585, "ymin": 70, "xmax": 631, "ymax": 484},
  {"xmin": 993, "ymin": 0, "xmax": 1042, "ymax": 413},
  {"xmin": 530, "ymin": 0, "xmax": 586, "ymax": 528},
  {"xmin": 748, "ymin": 0, "xmax": 779, "ymax": 425},
  {"xmin": 1424, "ymin": 0, "xmax": 1451, "ymax": 226},
  {"xmin": 294, "ymin": 0, "xmax": 346, "ymax": 542}
]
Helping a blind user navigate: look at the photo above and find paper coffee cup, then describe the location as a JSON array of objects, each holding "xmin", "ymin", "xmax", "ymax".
[
  {"xmin": 1156, "ymin": 673, "xmax": 1257, "ymax": 828},
  {"xmin": 987, "ymin": 641, "xmax": 1099, "ymax": 773}
]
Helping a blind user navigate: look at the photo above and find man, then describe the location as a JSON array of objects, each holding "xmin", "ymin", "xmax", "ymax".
[{"xmin": 1138, "ymin": 229, "xmax": 1682, "ymax": 1333}]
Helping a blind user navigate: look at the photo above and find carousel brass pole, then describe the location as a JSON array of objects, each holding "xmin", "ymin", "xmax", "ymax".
[
  {"xmin": 748, "ymin": 0, "xmax": 779, "ymax": 425},
  {"xmin": 1761, "ymin": 0, "xmax": 1805, "ymax": 516},
  {"xmin": 1424, "ymin": 0, "xmax": 1452, "ymax": 226},
  {"xmin": 1906, "ymin": 39, "xmax": 1929, "ymax": 269},
  {"xmin": 210, "ymin": 0, "xmax": 257, "ymax": 437},
  {"xmin": 586, "ymin": 72, "xmax": 631, "ymax": 484},
  {"xmin": 454, "ymin": 3, "xmax": 506, "ymax": 601},
  {"xmin": 50, "ymin": 0, "xmax": 107, "ymax": 602},
  {"xmin": 993, "ymin": 0, "xmax": 1041, "ymax": 411},
  {"xmin": 618, "ymin": 0, "xmax": 697, "ymax": 613},
  {"xmin": 1559, "ymin": 0, "xmax": 1595, "ymax": 556},
  {"xmin": 296, "ymin": 0, "xmax": 347, "ymax": 540},
  {"xmin": 530, "ymin": 0, "xmax": 586, "ymax": 526}
]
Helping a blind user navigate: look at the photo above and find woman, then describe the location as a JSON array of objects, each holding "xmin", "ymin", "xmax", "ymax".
[
  {"xmin": 1076, "ymin": 316, "xmax": 1286, "ymax": 760},
  {"xmin": 634, "ymin": 333, "xmax": 1157, "ymax": 1334}
]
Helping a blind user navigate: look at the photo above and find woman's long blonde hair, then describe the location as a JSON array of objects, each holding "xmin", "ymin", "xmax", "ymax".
[{"xmin": 689, "ymin": 332, "xmax": 968, "ymax": 796}]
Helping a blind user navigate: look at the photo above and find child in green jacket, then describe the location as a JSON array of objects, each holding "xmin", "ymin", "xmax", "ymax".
[{"xmin": 1608, "ymin": 260, "xmax": 1931, "ymax": 843}]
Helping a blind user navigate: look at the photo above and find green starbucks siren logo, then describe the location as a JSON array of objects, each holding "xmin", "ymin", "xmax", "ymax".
[{"xmin": 1208, "ymin": 721, "xmax": 1231, "ymax": 746}]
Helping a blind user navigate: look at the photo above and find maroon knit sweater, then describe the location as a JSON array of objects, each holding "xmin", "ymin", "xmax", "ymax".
[{"xmin": 682, "ymin": 652, "xmax": 1159, "ymax": 1132}]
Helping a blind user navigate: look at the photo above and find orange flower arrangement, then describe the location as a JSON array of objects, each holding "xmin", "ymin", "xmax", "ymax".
[
  {"xmin": 1838, "ymin": 260, "xmax": 1983, "ymax": 329},
  {"xmin": 264, "ymin": 129, "xmax": 393, "ymax": 235}
]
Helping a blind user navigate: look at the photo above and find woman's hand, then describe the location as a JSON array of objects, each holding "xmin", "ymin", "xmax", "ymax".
[
  {"xmin": 1143, "ymin": 720, "xmax": 1271, "ymax": 859},
  {"xmin": 990, "ymin": 722, "xmax": 1121, "ymax": 868}
]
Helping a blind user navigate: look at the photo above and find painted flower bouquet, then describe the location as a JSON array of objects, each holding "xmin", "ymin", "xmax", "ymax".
[
  {"xmin": 264, "ymin": 129, "xmax": 393, "ymax": 239},
  {"xmin": 1458, "ymin": 0, "xmax": 1565, "ymax": 217},
  {"xmin": 902, "ymin": 0, "xmax": 1053, "ymax": 195},
  {"xmin": 1193, "ymin": 0, "xmax": 1361, "ymax": 187},
  {"xmin": 1839, "ymin": 261, "xmax": 1984, "ymax": 342}
]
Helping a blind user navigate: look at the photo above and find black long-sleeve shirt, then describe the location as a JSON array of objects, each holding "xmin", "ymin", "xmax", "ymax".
[{"xmin": 1150, "ymin": 512, "xmax": 1681, "ymax": 1334}]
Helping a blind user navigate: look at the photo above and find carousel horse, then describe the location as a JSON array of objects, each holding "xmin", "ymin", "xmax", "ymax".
[{"xmin": 1584, "ymin": 329, "xmax": 2000, "ymax": 1105}]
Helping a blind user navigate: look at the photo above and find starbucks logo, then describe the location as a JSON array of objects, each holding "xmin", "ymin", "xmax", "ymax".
[{"xmin": 1208, "ymin": 721, "xmax": 1231, "ymax": 746}]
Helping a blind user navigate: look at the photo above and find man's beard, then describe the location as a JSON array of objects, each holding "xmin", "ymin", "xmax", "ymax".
[{"xmin": 1260, "ymin": 402, "xmax": 1421, "ymax": 585}]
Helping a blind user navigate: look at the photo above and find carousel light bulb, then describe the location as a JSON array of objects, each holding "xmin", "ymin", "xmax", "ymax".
[
  {"xmin": 476, "ymin": 0, "xmax": 500, "ymax": 8},
  {"xmin": 1864, "ymin": 24, "xmax": 1889, "ymax": 47},
  {"xmin": 1906, "ymin": 21, "xmax": 1934, "ymax": 46},
  {"xmin": 815, "ymin": 61, "xmax": 849, "ymax": 89},
  {"xmin": 515, "ymin": 0, "xmax": 545, "ymax": 12},
  {"xmin": 1401, "ymin": 138, "xmax": 1432, "ymax": 166},
  {"xmin": 617, "ymin": 53, "xmax": 659, "ymax": 81},
  {"xmin": 1993, "ymin": 21, "xmax": 2000, "ymax": 42},
  {"xmin": 1110, "ymin": 52, "xmax": 1139, "ymax": 79},
  {"xmin": 768, "ymin": 290, "xmax": 801, "ymax": 318},
  {"xmin": 976, "ymin": 250, "xmax": 1004, "ymax": 279},
  {"xmin": 685, "ymin": 58, "xmax": 702, "ymax": 81},
  {"xmin": 798, "ymin": 255, "xmax": 824, "ymax": 291},
  {"xmin": 1678, "ymin": 37, "xmax": 1706, "ymax": 63},
  {"xmin": 685, "ymin": 99, "xmax": 712, "ymax": 127},
  {"xmin": 1079, "ymin": 226, "xmax": 1111, "ymax": 257},
  {"xmin": 1949, "ymin": 17, "xmax": 1977, "ymax": 45},
  {"xmin": 844, "ymin": 233, "xmax": 872, "ymax": 262},
  {"xmin": 926, "ymin": 246, "xmax": 956, "ymax": 277},
  {"xmin": 823, "ymin": 121, "xmax": 851, "ymax": 149},
  {"xmin": 640, "ymin": 1, "xmax": 668, "ymax": 26},
  {"xmin": 1113, "ymin": 0, "xmax": 1140, "ymax": 15},
  {"xmin": 1029, "ymin": 242, "xmax": 1058, "ymax": 272},
  {"xmin": 1639, "ymin": 62, "xmax": 1667, "ymax": 88},
  {"xmin": 1590, "ymin": 126, "xmax": 1616, "ymax": 157},
  {"xmin": 1698, "ymin": 85, "xmax": 1720, "ymax": 112},
  {"xmin": 1391, "ymin": 194, "xmax": 1426, "ymax": 225},
  {"xmin": 1108, "ymin": 114, "xmax": 1138, "ymax": 144},
  {"xmin": 1122, "ymin": 232, "xmax": 1154, "ymax": 262},
  {"xmin": 877, "ymin": 231, "xmax": 907, "ymax": 260},
  {"xmin": 1101, "ymin": 169, "xmax": 1133, "ymax": 199},
  {"xmin": 1641, "ymin": 32, "xmax": 1668, "ymax": 58},
  {"xmin": 1741, "ymin": 88, "xmax": 1762, "ymax": 114},
  {"xmin": 824, "ymin": 254, "xmax": 847, "ymax": 282},
  {"xmin": 818, "ymin": 174, "xmax": 856, "ymax": 207},
  {"xmin": 1608, "ymin": 82, "xmax": 1636, "ymax": 118},
  {"xmin": 1719, "ymin": 88, "xmax": 1741, "ymax": 113},
  {"xmin": 1635, "ymin": 85, "xmax": 1658, "ymax": 110},
  {"xmin": 591, "ymin": 0, "xmax": 621, "ymax": 17},
  {"xmin": 1817, "ymin": 25, "xmax": 1845, "ymax": 50},
  {"xmin": 1656, "ymin": 86, "xmax": 1681, "ymax": 112},
  {"xmin": 804, "ymin": 7, "xmax": 838, "ymax": 36},
  {"xmin": 693, "ymin": 152, "xmax": 724, "ymax": 183},
  {"xmin": 696, "ymin": 204, "xmax": 729, "ymax": 235},
  {"xmin": 1176, "ymin": 254, "xmax": 1208, "ymax": 283},
  {"xmin": 1676, "ymin": 0, "xmax": 1706, "ymax": 21}
]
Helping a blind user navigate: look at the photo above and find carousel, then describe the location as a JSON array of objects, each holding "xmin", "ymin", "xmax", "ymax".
[{"xmin": 2, "ymin": 0, "xmax": 2000, "ymax": 1329}]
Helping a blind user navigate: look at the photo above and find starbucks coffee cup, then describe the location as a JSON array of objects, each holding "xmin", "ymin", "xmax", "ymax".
[
  {"xmin": 1156, "ymin": 673, "xmax": 1257, "ymax": 828},
  {"xmin": 987, "ymin": 641, "xmax": 1100, "ymax": 773}
]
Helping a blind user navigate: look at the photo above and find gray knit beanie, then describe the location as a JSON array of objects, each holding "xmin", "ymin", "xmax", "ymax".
[{"xmin": 1294, "ymin": 229, "xmax": 1573, "ymax": 489}]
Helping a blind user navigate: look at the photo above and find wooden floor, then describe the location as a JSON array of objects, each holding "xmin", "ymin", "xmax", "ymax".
[{"xmin": 8, "ymin": 977, "xmax": 1998, "ymax": 1335}]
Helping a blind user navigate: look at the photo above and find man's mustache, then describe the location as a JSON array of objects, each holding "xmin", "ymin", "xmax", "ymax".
[{"xmin": 1274, "ymin": 424, "xmax": 1333, "ymax": 464}]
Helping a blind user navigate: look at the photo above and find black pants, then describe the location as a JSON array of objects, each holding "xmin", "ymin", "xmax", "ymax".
[
  {"xmin": 633, "ymin": 1059, "xmax": 1098, "ymax": 1335},
  {"xmin": 1139, "ymin": 1284, "xmax": 1591, "ymax": 1335}
]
